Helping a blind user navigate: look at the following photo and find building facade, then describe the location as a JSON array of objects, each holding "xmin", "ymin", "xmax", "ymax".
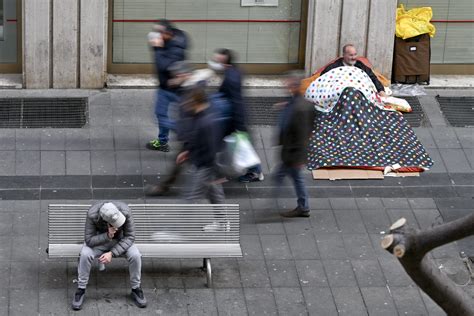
[{"xmin": 0, "ymin": 0, "xmax": 472, "ymax": 89}]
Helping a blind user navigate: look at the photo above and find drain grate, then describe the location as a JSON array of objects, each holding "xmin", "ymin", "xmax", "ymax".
[
  {"xmin": 436, "ymin": 96, "xmax": 474, "ymax": 127},
  {"xmin": 245, "ymin": 97, "xmax": 282, "ymax": 126},
  {"xmin": 0, "ymin": 98, "xmax": 88, "ymax": 128},
  {"xmin": 245, "ymin": 96, "xmax": 430, "ymax": 127},
  {"xmin": 398, "ymin": 96, "xmax": 430, "ymax": 128}
]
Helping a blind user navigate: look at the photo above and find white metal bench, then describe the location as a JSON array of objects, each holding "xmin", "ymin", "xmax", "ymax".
[{"xmin": 47, "ymin": 204, "xmax": 242, "ymax": 287}]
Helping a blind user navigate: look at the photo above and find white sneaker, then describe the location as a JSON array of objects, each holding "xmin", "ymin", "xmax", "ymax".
[{"xmin": 203, "ymin": 221, "xmax": 231, "ymax": 232}]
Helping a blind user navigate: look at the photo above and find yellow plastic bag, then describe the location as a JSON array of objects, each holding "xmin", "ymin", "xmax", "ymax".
[{"xmin": 395, "ymin": 4, "xmax": 436, "ymax": 39}]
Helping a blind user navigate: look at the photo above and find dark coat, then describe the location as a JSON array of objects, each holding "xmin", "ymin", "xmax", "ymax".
[
  {"xmin": 279, "ymin": 95, "xmax": 315, "ymax": 166},
  {"xmin": 320, "ymin": 58, "xmax": 385, "ymax": 93},
  {"xmin": 154, "ymin": 28, "xmax": 188, "ymax": 91},
  {"xmin": 218, "ymin": 66, "xmax": 246, "ymax": 133},
  {"xmin": 84, "ymin": 201, "xmax": 136, "ymax": 258}
]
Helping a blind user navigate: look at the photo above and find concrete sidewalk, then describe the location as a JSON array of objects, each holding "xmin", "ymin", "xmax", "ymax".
[{"xmin": 0, "ymin": 88, "xmax": 472, "ymax": 315}]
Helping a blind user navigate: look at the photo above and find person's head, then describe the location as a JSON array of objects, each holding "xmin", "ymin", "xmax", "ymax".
[
  {"xmin": 168, "ymin": 61, "xmax": 193, "ymax": 88},
  {"xmin": 208, "ymin": 48, "xmax": 235, "ymax": 71},
  {"xmin": 99, "ymin": 202, "xmax": 126, "ymax": 229},
  {"xmin": 284, "ymin": 70, "xmax": 305, "ymax": 96},
  {"xmin": 342, "ymin": 44, "xmax": 357, "ymax": 66},
  {"xmin": 154, "ymin": 19, "xmax": 174, "ymax": 42}
]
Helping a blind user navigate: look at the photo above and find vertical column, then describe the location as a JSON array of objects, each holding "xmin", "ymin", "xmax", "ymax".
[
  {"xmin": 305, "ymin": 0, "xmax": 342, "ymax": 75},
  {"xmin": 52, "ymin": 0, "xmax": 78, "ymax": 88},
  {"xmin": 80, "ymin": 0, "xmax": 108, "ymax": 88},
  {"xmin": 366, "ymin": 0, "xmax": 397, "ymax": 78},
  {"xmin": 23, "ymin": 0, "xmax": 51, "ymax": 88},
  {"xmin": 339, "ymin": 0, "xmax": 370, "ymax": 56}
]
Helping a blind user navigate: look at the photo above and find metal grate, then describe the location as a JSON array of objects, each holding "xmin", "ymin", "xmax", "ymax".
[
  {"xmin": 0, "ymin": 98, "xmax": 88, "ymax": 128},
  {"xmin": 245, "ymin": 96, "xmax": 282, "ymax": 126},
  {"xmin": 245, "ymin": 96, "xmax": 430, "ymax": 127},
  {"xmin": 436, "ymin": 96, "xmax": 474, "ymax": 127},
  {"xmin": 398, "ymin": 96, "xmax": 430, "ymax": 128}
]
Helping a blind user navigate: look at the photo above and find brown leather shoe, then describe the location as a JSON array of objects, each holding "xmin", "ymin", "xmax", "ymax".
[{"xmin": 280, "ymin": 207, "xmax": 310, "ymax": 218}]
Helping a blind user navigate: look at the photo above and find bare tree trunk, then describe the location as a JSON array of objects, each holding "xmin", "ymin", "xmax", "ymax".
[{"xmin": 381, "ymin": 213, "xmax": 474, "ymax": 315}]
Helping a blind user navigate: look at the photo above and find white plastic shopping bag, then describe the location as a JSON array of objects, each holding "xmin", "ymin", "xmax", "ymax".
[{"xmin": 232, "ymin": 131, "xmax": 261, "ymax": 173}]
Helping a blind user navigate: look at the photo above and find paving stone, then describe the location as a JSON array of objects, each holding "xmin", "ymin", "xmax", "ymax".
[
  {"xmin": 287, "ymin": 233, "xmax": 319, "ymax": 259},
  {"xmin": 266, "ymin": 260, "xmax": 300, "ymax": 287},
  {"xmin": 250, "ymin": 198, "xmax": 278, "ymax": 211},
  {"xmin": 215, "ymin": 288, "xmax": 248, "ymax": 316},
  {"xmin": 140, "ymin": 150, "xmax": 169, "ymax": 175},
  {"xmin": 91, "ymin": 151, "xmax": 116, "ymax": 175},
  {"xmin": 439, "ymin": 148, "xmax": 472, "ymax": 173},
  {"xmin": 112, "ymin": 106, "xmax": 139, "ymax": 126},
  {"xmin": 240, "ymin": 235, "xmax": 264, "ymax": 259},
  {"xmin": 146, "ymin": 288, "xmax": 187, "ymax": 315},
  {"xmin": 39, "ymin": 288, "xmax": 69, "ymax": 315},
  {"xmin": 88, "ymin": 105, "xmax": 113, "ymax": 127},
  {"xmin": 408, "ymin": 197, "xmax": 437, "ymax": 209},
  {"xmin": 355, "ymin": 197, "xmax": 384, "ymax": 210},
  {"xmin": 351, "ymin": 259, "xmax": 387, "ymax": 287},
  {"xmin": 431, "ymin": 127, "xmax": 461, "ymax": 149},
  {"xmin": 282, "ymin": 217, "xmax": 312, "ymax": 235},
  {"xmin": 329, "ymin": 197, "xmax": 357, "ymax": 210},
  {"xmin": 9, "ymin": 289, "xmax": 39, "ymax": 316},
  {"xmin": 333, "ymin": 209, "xmax": 366, "ymax": 233},
  {"xmin": 90, "ymin": 127, "xmax": 114, "ymax": 150},
  {"xmin": 12, "ymin": 211, "xmax": 39, "ymax": 236},
  {"xmin": 95, "ymin": 288, "xmax": 131, "ymax": 314},
  {"xmin": 238, "ymin": 259, "xmax": 271, "ymax": 288},
  {"xmin": 310, "ymin": 209, "xmax": 340, "ymax": 233},
  {"xmin": 412, "ymin": 208, "xmax": 443, "ymax": 230},
  {"xmin": 413, "ymin": 127, "xmax": 437, "ymax": 148},
  {"xmin": 66, "ymin": 151, "xmax": 91, "ymax": 175},
  {"xmin": 314, "ymin": 233, "xmax": 347, "ymax": 259},
  {"xmin": 309, "ymin": 198, "xmax": 332, "ymax": 210},
  {"xmin": 0, "ymin": 289, "xmax": 8, "ymax": 315},
  {"xmin": 65, "ymin": 129, "xmax": 90, "ymax": 150},
  {"xmin": 332, "ymin": 287, "xmax": 367, "ymax": 316},
  {"xmin": 382, "ymin": 198, "xmax": 410, "ymax": 209},
  {"xmin": 302, "ymin": 287, "xmax": 338, "ymax": 315},
  {"xmin": 255, "ymin": 211, "xmax": 285, "ymax": 235},
  {"xmin": 464, "ymin": 148, "xmax": 474, "ymax": 170},
  {"xmin": 342, "ymin": 234, "xmax": 376, "ymax": 259},
  {"xmin": 323, "ymin": 259, "xmax": 357, "ymax": 287},
  {"xmin": 359, "ymin": 209, "xmax": 392, "ymax": 234},
  {"xmin": 115, "ymin": 150, "xmax": 141, "ymax": 175},
  {"xmin": 38, "ymin": 261, "xmax": 68, "ymax": 289},
  {"xmin": 183, "ymin": 288, "xmax": 218, "ymax": 316},
  {"xmin": 425, "ymin": 148, "xmax": 447, "ymax": 173},
  {"xmin": 0, "ymin": 130, "xmax": 15, "ymax": 150},
  {"xmin": 386, "ymin": 209, "xmax": 420, "ymax": 229},
  {"xmin": 15, "ymin": 129, "xmax": 41, "ymax": 150},
  {"xmin": 369, "ymin": 233, "xmax": 394, "ymax": 259},
  {"xmin": 15, "ymin": 151, "xmax": 40, "ymax": 176},
  {"xmin": 260, "ymin": 235, "xmax": 292, "ymax": 260},
  {"xmin": 239, "ymin": 210, "xmax": 258, "ymax": 235},
  {"xmin": 389, "ymin": 286, "xmax": 428, "ymax": 315},
  {"xmin": 454, "ymin": 127, "xmax": 474, "ymax": 148},
  {"xmin": 378, "ymin": 257, "xmax": 414, "ymax": 287},
  {"xmin": 244, "ymin": 287, "xmax": 278, "ymax": 315},
  {"xmin": 273, "ymin": 287, "xmax": 308, "ymax": 315},
  {"xmin": 318, "ymin": 186, "xmax": 354, "ymax": 198},
  {"xmin": 0, "ymin": 151, "xmax": 15, "ymax": 175},
  {"xmin": 295, "ymin": 260, "xmax": 328, "ymax": 287},
  {"xmin": 0, "ymin": 213, "xmax": 13, "ymax": 236},
  {"xmin": 352, "ymin": 186, "xmax": 405, "ymax": 198},
  {"xmin": 40, "ymin": 151, "xmax": 65, "ymax": 175},
  {"xmin": 0, "ymin": 262, "xmax": 10, "ymax": 288},
  {"xmin": 9, "ymin": 261, "xmax": 38, "ymax": 289},
  {"xmin": 211, "ymin": 259, "xmax": 242, "ymax": 288},
  {"xmin": 40, "ymin": 129, "xmax": 66, "ymax": 150},
  {"xmin": 360, "ymin": 287, "xmax": 398, "ymax": 315},
  {"xmin": 114, "ymin": 126, "xmax": 140, "ymax": 150}
]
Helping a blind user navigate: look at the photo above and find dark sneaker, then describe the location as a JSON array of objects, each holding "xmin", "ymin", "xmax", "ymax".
[
  {"xmin": 144, "ymin": 184, "xmax": 169, "ymax": 196},
  {"xmin": 146, "ymin": 139, "xmax": 170, "ymax": 152},
  {"xmin": 238, "ymin": 172, "xmax": 264, "ymax": 183},
  {"xmin": 71, "ymin": 288, "xmax": 85, "ymax": 310},
  {"xmin": 280, "ymin": 207, "xmax": 310, "ymax": 218},
  {"xmin": 131, "ymin": 287, "xmax": 147, "ymax": 308}
]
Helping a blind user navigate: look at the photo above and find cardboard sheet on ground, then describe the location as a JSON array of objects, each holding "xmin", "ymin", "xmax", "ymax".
[{"xmin": 313, "ymin": 169, "xmax": 420, "ymax": 180}]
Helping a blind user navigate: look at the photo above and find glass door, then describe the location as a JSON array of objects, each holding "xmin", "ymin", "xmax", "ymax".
[{"xmin": 0, "ymin": 0, "xmax": 21, "ymax": 73}]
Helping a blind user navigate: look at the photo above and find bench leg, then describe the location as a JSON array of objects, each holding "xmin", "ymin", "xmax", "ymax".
[{"xmin": 203, "ymin": 258, "xmax": 212, "ymax": 288}]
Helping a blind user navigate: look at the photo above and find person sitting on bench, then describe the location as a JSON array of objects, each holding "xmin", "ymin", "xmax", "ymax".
[{"xmin": 71, "ymin": 201, "xmax": 147, "ymax": 310}]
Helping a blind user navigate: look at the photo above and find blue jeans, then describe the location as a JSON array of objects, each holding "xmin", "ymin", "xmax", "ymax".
[
  {"xmin": 274, "ymin": 163, "xmax": 309, "ymax": 211},
  {"xmin": 248, "ymin": 164, "xmax": 262, "ymax": 174},
  {"xmin": 154, "ymin": 89, "xmax": 180, "ymax": 144}
]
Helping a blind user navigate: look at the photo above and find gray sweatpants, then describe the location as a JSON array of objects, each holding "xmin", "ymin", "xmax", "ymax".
[
  {"xmin": 77, "ymin": 241, "xmax": 142, "ymax": 289},
  {"xmin": 185, "ymin": 165, "xmax": 225, "ymax": 204}
]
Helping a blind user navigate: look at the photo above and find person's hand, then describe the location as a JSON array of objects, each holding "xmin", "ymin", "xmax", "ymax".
[
  {"xmin": 378, "ymin": 91, "xmax": 387, "ymax": 98},
  {"xmin": 149, "ymin": 37, "xmax": 164, "ymax": 48},
  {"xmin": 107, "ymin": 225, "xmax": 117, "ymax": 239},
  {"xmin": 99, "ymin": 252, "xmax": 113, "ymax": 264},
  {"xmin": 176, "ymin": 151, "xmax": 189, "ymax": 164}
]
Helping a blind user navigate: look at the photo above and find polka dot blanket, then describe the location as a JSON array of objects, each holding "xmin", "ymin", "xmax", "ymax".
[
  {"xmin": 307, "ymin": 87, "xmax": 434, "ymax": 170},
  {"xmin": 305, "ymin": 66, "xmax": 386, "ymax": 113}
]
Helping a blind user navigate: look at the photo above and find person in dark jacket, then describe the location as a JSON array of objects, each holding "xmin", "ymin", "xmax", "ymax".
[
  {"xmin": 176, "ymin": 87, "xmax": 225, "ymax": 204},
  {"xmin": 72, "ymin": 201, "xmax": 147, "ymax": 310},
  {"xmin": 276, "ymin": 72, "xmax": 316, "ymax": 218},
  {"xmin": 146, "ymin": 19, "xmax": 188, "ymax": 152},
  {"xmin": 321, "ymin": 44, "xmax": 386, "ymax": 97},
  {"xmin": 208, "ymin": 48, "xmax": 264, "ymax": 183}
]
